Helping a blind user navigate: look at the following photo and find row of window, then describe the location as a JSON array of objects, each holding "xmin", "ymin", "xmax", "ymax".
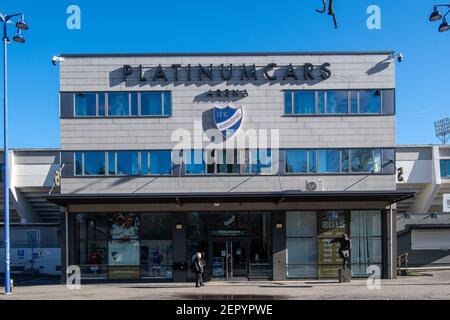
[
  {"xmin": 74, "ymin": 92, "xmax": 171, "ymax": 117},
  {"xmin": 441, "ymin": 160, "xmax": 450, "ymax": 178},
  {"xmin": 68, "ymin": 89, "xmax": 393, "ymax": 118},
  {"xmin": 73, "ymin": 148, "xmax": 395, "ymax": 176},
  {"xmin": 284, "ymin": 90, "xmax": 394, "ymax": 115}
]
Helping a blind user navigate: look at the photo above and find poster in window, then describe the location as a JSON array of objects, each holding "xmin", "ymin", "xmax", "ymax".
[
  {"xmin": 109, "ymin": 213, "xmax": 140, "ymax": 240},
  {"xmin": 108, "ymin": 240, "xmax": 140, "ymax": 266}
]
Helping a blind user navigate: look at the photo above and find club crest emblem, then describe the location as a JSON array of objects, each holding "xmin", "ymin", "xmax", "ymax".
[{"xmin": 214, "ymin": 105, "xmax": 243, "ymax": 139}]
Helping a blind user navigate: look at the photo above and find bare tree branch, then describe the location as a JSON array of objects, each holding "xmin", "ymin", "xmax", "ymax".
[{"xmin": 316, "ymin": 0, "xmax": 338, "ymax": 29}]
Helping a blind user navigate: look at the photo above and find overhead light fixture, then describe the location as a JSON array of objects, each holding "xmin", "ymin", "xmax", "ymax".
[
  {"xmin": 430, "ymin": 6, "xmax": 443, "ymax": 21},
  {"xmin": 15, "ymin": 14, "xmax": 28, "ymax": 30},
  {"xmin": 12, "ymin": 30, "xmax": 25, "ymax": 43},
  {"xmin": 439, "ymin": 18, "xmax": 450, "ymax": 32}
]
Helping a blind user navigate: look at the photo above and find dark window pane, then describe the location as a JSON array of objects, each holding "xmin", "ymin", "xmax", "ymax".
[
  {"xmin": 381, "ymin": 90, "xmax": 395, "ymax": 114},
  {"xmin": 141, "ymin": 92, "xmax": 163, "ymax": 116},
  {"xmin": 284, "ymin": 91, "xmax": 293, "ymax": 115},
  {"xmin": 350, "ymin": 91, "xmax": 358, "ymax": 113},
  {"xmin": 327, "ymin": 91, "xmax": 348, "ymax": 114},
  {"xmin": 150, "ymin": 150, "xmax": 172, "ymax": 175},
  {"xmin": 98, "ymin": 93, "xmax": 106, "ymax": 116},
  {"xmin": 163, "ymin": 92, "xmax": 172, "ymax": 116},
  {"xmin": 84, "ymin": 152, "xmax": 105, "ymax": 175},
  {"xmin": 351, "ymin": 149, "xmax": 374, "ymax": 173},
  {"xmin": 117, "ymin": 151, "xmax": 139, "ymax": 175},
  {"xmin": 308, "ymin": 150, "xmax": 316, "ymax": 173},
  {"xmin": 75, "ymin": 93, "xmax": 96, "ymax": 116},
  {"xmin": 382, "ymin": 149, "xmax": 395, "ymax": 174},
  {"xmin": 141, "ymin": 152, "xmax": 149, "ymax": 175},
  {"xmin": 360, "ymin": 90, "xmax": 381, "ymax": 113},
  {"xmin": 185, "ymin": 150, "xmax": 205, "ymax": 174},
  {"xmin": 318, "ymin": 149, "xmax": 340, "ymax": 173},
  {"xmin": 108, "ymin": 93, "xmax": 129, "ymax": 116},
  {"xmin": 108, "ymin": 152, "xmax": 115, "ymax": 175},
  {"xmin": 341, "ymin": 149, "xmax": 349, "ymax": 173},
  {"xmin": 131, "ymin": 93, "xmax": 138, "ymax": 116},
  {"xmin": 294, "ymin": 91, "xmax": 315, "ymax": 114},
  {"xmin": 318, "ymin": 91, "xmax": 326, "ymax": 114},
  {"xmin": 286, "ymin": 150, "xmax": 307, "ymax": 173},
  {"xmin": 75, "ymin": 152, "xmax": 83, "ymax": 175},
  {"xmin": 441, "ymin": 160, "xmax": 450, "ymax": 178},
  {"xmin": 217, "ymin": 149, "xmax": 240, "ymax": 174}
]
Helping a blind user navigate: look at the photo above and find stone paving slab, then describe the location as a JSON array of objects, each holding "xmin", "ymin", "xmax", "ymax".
[{"xmin": 1, "ymin": 271, "xmax": 450, "ymax": 300}]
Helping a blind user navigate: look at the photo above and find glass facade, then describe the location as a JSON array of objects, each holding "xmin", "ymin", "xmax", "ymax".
[
  {"xmin": 284, "ymin": 90, "xmax": 390, "ymax": 115},
  {"xmin": 186, "ymin": 212, "xmax": 272, "ymax": 280},
  {"xmin": 286, "ymin": 210, "xmax": 382, "ymax": 278},
  {"xmin": 75, "ymin": 213, "xmax": 172, "ymax": 280},
  {"xmin": 73, "ymin": 148, "xmax": 394, "ymax": 176},
  {"xmin": 73, "ymin": 91, "xmax": 171, "ymax": 117}
]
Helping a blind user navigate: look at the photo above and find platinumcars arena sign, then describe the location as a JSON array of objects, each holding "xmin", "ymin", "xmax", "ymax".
[{"xmin": 122, "ymin": 62, "xmax": 332, "ymax": 83}]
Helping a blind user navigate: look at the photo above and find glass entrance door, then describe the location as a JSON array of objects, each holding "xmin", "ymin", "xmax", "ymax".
[{"xmin": 210, "ymin": 240, "xmax": 247, "ymax": 280}]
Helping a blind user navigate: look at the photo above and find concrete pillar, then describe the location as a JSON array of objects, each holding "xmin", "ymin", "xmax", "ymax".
[
  {"xmin": 384, "ymin": 205, "xmax": 397, "ymax": 279},
  {"xmin": 272, "ymin": 211, "xmax": 286, "ymax": 281},
  {"xmin": 60, "ymin": 207, "xmax": 67, "ymax": 283}
]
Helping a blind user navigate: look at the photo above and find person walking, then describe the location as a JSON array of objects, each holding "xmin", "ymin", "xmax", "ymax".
[{"xmin": 192, "ymin": 252, "xmax": 205, "ymax": 287}]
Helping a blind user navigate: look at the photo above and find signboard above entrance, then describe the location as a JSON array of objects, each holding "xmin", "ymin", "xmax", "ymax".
[{"xmin": 122, "ymin": 62, "xmax": 332, "ymax": 83}]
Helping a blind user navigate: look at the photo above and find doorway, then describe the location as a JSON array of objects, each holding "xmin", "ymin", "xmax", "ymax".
[{"xmin": 210, "ymin": 239, "xmax": 248, "ymax": 280}]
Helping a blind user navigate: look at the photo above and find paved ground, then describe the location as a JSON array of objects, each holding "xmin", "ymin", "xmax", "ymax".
[{"xmin": 1, "ymin": 270, "xmax": 450, "ymax": 300}]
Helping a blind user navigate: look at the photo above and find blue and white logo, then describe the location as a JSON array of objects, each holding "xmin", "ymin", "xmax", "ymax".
[{"xmin": 214, "ymin": 105, "xmax": 243, "ymax": 139}]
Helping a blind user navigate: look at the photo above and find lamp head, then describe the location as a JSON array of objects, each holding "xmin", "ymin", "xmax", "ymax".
[
  {"xmin": 439, "ymin": 18, "xmax": 450, "ymax": 32},
  {"xmin": 15, "ymin": 15, "xmax": 29, "ymax": 30},
  {"xmin": 12, "ymin": 31, "xmax": 25, "ymax": 43},
  {"xmin": 430, "ymin": 6, "xmax": 443, "ymax": 21}
]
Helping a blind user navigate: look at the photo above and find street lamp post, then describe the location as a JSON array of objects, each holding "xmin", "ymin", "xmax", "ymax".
[
  {"xmin": 429, "ymin": 4, "xmax": 450, "ymax": 32},
  {"xmin": 0, "ymin": 12, "xmax": 28, "ymax": 295}
]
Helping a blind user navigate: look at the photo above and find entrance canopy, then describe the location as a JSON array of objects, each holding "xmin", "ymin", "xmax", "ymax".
[{"xmin": 47, "ymin": 190, "xmax": 414, "ymax": 206}]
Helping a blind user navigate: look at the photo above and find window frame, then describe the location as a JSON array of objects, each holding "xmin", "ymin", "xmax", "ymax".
[{"xmin": 283, "ymin": 89, "xmax": 387, "ymax": 116}]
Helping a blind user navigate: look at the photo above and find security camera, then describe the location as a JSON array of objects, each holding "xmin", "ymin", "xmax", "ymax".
[
  {"xmin": 389, "ymin": 52, "xmax": 404, "ymax": 63},
  {"xmin": 52, "ymin": 56, "xmax": 64, "ymax": 66}
]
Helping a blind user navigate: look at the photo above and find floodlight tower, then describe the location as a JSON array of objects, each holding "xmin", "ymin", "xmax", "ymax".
[{"xmin": 434, "ymin": 117, "xmax": 450, "ymax": 144}]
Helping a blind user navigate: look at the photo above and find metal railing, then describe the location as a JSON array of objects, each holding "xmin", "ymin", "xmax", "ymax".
[{"xmin": 397, "ymin": 253, "xmax": 409, "ymax": 276}]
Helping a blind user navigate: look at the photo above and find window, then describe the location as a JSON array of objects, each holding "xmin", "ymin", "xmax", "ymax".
[
  {"xmin": 351, "ymin": 149, "xmax": 375, "ymax": 173},
  {"xmin": 215, "ymin": 149, "xmax": 240, "ymax": 174},
  {"xmin": 318, "ymin": 149, "xmax": 342, "ymax": 173},
  {"xmin": 116, "ymin": 151, "xmax": 139, "ymax": 175},
  {"xmin": 141, "ymin": 92, "xmax": 171, "ymax": 116},
  {"xmin": 149, "ymin": 150, "xmax": 172, "ymax": 175},
  {"xmin": 294, "ymin": 91, "xmax": 315, "ymax": 114},
  {"xmin": 75, "ymin": 93, "xmax": 97, "ymax": 116},
  {"xmin": 250, "ymin": 149, "xmax": 273, "ymax": 174},
  {"xmin": 350, "ymin": 210, "xmax": 382, "ymax": 276},
  {"xmin": 0, "ymin": 163, "xmax": 4, "ymax": 182},
  {"xmin": 359, "ymin": 90, "xmax": 381, "ymax": 114},
  {"xmin": 327, "ymin": 91, "xmax": 348, "ymax": 114},
  {"xmin": 285, "ymin": 150, "xmax": 316, "ymax": 174},
  {"xmin": 286, "ymin": 212, "xmax": 317, "ymax": 278},
  {"xmin": 284, "ymin": 90, "xmax": 391, "ymax": 115},
  {"xmin": 75, "ymin": 152, "xmax": 105, "ymax": 176},
  {"xmin": 108, "ymin": 93, "xmax": 129, "ymax": 116},
  {"xmin": 185, "ymin": 150, "xmax": 205, "ymax": 174},
  {"xmin": 441, "ymin": 160, "xmax": 450, "ymax": 178}
]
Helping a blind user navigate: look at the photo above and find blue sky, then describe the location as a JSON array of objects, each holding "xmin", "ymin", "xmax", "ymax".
[{"xmin": 0, "ymin": 0, "xmax": 449, "ymax": 148}]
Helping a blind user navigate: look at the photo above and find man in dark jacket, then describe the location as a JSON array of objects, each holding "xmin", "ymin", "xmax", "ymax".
[
  {"xmin": 330, "ymin": 233, "xmax": 352, "ymax": 270},
  {"xmin": 192, "ymin": 252, "xmax": 205, "ymax": 287}
]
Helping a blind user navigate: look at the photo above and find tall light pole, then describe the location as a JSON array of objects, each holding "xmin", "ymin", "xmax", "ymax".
[{"xmin": 0, "ymin": 12, "xmax": 28, "ymax": 295}]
